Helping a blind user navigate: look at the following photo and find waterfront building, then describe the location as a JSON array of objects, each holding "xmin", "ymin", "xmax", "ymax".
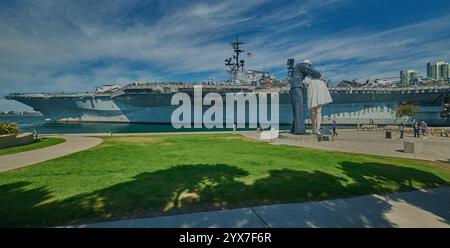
[
  {"xmin": 427, "ymin": 61, "xmax": 450, "ymax": 81},
  {"xmin": 400, "ymin": 69, "xmax": 419, "ymax": 85}
]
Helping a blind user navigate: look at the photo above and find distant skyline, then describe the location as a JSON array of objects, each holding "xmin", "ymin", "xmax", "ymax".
[{"xmin": 1, "ymin": 0, "xmax": 450, "ymax": 111}]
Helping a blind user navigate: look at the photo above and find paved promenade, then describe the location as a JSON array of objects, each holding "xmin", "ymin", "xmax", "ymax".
[
  {"xmin": 243, "ymin": 129, "xmax": 450, "ymax": 162},
  {"xmin": 69, "ymin": 187, "xmax": 450, "ymax": 228},
  {"xmin": 0, "ymin": 135, "xmax": 102, "ymax": 173}
]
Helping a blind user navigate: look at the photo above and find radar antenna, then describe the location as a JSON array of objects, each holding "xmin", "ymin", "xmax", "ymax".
[{"xmin": 225, "ymin": 34, "xmax": 246, "ymax": 83}]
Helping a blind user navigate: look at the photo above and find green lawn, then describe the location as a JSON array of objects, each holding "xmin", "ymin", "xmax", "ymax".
[
  {"xmin": 0, "ymin": 138, "xmax": 65, "ymax": 156},
  {"xmin": 0, "ymin": 133, "xmax": 449, "ymax": 227}
]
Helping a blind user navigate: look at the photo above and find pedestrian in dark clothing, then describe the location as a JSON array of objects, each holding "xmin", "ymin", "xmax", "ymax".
[
  {"xmin": 332, "ymin": 120, "xmax": 338, "ymax": 136},
  {"xmin": 413, "ymin": 121, "xmax": 420, "ymax": 138},
  {"xmin": 399, "ymin": 122, "xmax": 405, "ymax": 139}
]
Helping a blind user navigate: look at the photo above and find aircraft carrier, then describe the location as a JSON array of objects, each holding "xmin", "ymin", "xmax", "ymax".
[{"xmin": 6, "ymin": 37, "xmax": 450, "ymax": 126}]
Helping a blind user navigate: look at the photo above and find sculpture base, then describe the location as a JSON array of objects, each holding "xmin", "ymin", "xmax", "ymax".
[{"xmin": 279, "ymin": 132, "xmax": 318, "ymax": 142}]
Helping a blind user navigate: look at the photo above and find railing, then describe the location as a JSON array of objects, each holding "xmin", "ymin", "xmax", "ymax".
[{"xmin": 330, "ymin": 85, "xmax": 450, "ymax": 94}]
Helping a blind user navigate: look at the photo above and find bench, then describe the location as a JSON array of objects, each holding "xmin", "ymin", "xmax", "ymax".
[
  {"xmin": 360, "ymin": 124, "xmax": 378, "ymax": 131},
  {"xmin": 384, "ymin": 125, "xmax": 398, "ymax": 131},
  {"xmin": 317, "ymin": 128, "xmax": 334, "ymax": 142},
  {"xmin": 430, "ymin": 128, "xmax": 450, "ymax": 137},
  {"xmin": 404, "ymin": 127, "xmax": 414, "ymax": 134}
]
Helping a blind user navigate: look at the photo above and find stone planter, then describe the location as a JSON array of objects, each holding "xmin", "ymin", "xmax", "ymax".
[
  {"xmin": 403, "ymin": 140, "xmax": 422, "ymax": 155},
  {"xmin": 259, "ymin": 129, "xmax": 279, "ymax": 140},
  {"xmin": 0, "ymin": 133, "xmax": 35, "ymax": 149}
]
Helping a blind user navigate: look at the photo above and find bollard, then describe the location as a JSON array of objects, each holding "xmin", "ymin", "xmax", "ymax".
[
  {"xmin": 385, "ymin": 131, "xmax": 392, "ymax": 139},
  {"xmin": 403, "ymin": 140, "xmax": 422, "ymax": 155}
]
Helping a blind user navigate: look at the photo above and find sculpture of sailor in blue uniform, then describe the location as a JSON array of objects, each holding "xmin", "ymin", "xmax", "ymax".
[{"xmin": 288, "ymin": 59, "xmax": 332, "ymax": 135}]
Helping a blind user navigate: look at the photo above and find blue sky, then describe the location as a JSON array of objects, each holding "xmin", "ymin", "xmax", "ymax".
[{"xmin": 1, "ymin": 0, "xmax": 450, "ymax": 111}]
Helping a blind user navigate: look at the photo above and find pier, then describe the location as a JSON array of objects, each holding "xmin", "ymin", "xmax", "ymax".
[{"xmin": 243, "ymin": 129, "xmax": 450, "ymax": 162}]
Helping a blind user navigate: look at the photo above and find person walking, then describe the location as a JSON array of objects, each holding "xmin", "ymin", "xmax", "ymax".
[
  {"xmin": 332, "ymin": 119, "xmax": 338, "ymax": 136},
  {"xmin": 399, "ymin": 122, "xmax": 405, "ymax": 139},
  {"xmin": 420, "ymin": 120, "xmax": 428, "ymax": 138},
  {"xmin": 413, "ymin": 121, "xmax": 420, "ymax": 138}
]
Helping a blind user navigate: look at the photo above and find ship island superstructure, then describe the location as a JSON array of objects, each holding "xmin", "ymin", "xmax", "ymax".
[{"xmin": 6, "ymin": 37, "xmax": 450, "ymax": 126}]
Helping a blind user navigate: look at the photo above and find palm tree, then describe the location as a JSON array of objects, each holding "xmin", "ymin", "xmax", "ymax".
[{"xmin": 0, "ymin": 122, "xmax": 19, "ymax": 135}]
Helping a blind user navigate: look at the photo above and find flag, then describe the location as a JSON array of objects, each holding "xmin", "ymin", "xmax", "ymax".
[{"xmin": 247, "ymin": 52, "xmax": 253, "ymax": 58}]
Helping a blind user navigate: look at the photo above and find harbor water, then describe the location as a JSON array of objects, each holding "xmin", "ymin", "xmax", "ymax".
[
  {"xmin": 0, "ymin": 115, "xmax": 294, "ymax": 134},
  {"xmin": 1, "ymin": 116, "xmax": 446, "ymax": 134}
]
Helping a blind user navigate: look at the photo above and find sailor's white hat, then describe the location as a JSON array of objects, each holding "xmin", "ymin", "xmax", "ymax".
[{"xmin": 302, "ymin": 59, "xmax": 312, "ymax": 65}]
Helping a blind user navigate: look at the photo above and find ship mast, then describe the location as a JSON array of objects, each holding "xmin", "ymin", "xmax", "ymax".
[{"xmin": 225, "ymin": 34, "xmax": 246, "ymax": 83}]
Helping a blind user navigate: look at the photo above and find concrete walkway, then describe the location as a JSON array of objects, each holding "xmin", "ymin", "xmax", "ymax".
[
  {"xmin": 70, "ymin": 187, "xmax": 450, "ymax": 228},
  {"xmin": 242, "ymin": 130, "xmax": 450, "ymax": 162},
  {"xmin": 0, "ymin": 135, "xmax": 103, "ymax": 173}
]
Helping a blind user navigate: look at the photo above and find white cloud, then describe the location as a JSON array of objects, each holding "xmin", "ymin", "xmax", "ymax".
[
  {"xmin": 243, "ymin": 14, "xmax": 450, "ymax": 81},
  {"xmin": 1, "ymin": 0, "xmax": 450, "ymax": 111}
]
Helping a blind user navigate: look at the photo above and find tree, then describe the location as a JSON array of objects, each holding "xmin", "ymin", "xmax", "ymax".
[{"xmin": 396, "ymin": 103, "xmax": 418, "ymax": 120}]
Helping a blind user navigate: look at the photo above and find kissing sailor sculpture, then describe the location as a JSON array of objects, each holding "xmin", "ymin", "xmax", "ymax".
[{"xmin": 288, "ymin": 59, "xmax": 333, "ymax": 135}]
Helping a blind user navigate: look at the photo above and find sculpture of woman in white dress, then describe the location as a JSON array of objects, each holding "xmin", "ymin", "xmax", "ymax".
[{"xmin": 302, "ymin": 60, "xmax": 333, "ymax": 134}]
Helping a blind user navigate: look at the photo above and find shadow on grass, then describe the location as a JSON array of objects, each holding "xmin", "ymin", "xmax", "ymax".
[{"xmin": 0, "ymin": 162, "xmax": 448, "ymax": 227}]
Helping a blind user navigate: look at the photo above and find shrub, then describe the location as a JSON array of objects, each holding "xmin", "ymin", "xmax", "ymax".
[
  {"xmin": 396, "ymin": 103, "xmax": 418, "ymax": 119},
  {"xmin": 0, "ymin": 122, "xmax": 20, "ymax": 135}
]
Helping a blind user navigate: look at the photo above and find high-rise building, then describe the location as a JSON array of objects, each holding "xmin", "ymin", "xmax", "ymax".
[
  {"xmin": 427, "ymin": 61, "xmax": 449, "ymax": 81},
  {"xmin": 427, "ymin": 62, "xmax": 433, "ymax": 78},
  {"xmin": 443, "ymin": 64, "xmax": 449, "ymax": 82},
  {"xmin": 400, "ymin": 69, "xmax": 419, "ymax": 85}
]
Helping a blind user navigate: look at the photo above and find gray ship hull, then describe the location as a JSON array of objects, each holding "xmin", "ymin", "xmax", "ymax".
[{"xmin": 8, "ymin": 86, "xmax": 450, "ymax": 126}]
